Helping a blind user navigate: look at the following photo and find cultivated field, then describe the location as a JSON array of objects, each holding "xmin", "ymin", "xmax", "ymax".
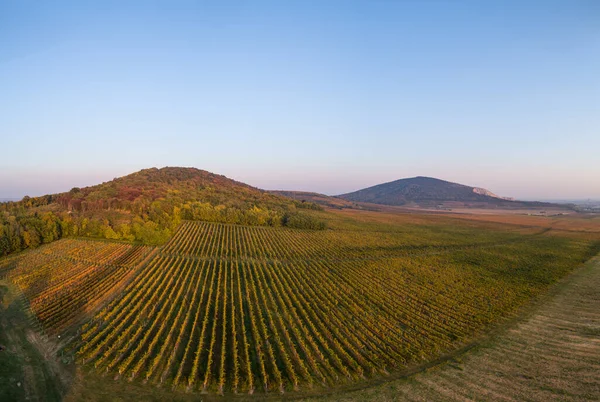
[
  {"xmin": 67, "ymin": 219, "xmax": 598, "ymax": 395},
  {"xmin": 1, "ymin": 209, "xmax": 598, "ymax": 400},
  {"xmin": 307, "ymin": 255, "xmax": 600, "ymax": 401},
  {"xmin": 0, "ymin": 239, "xmax": 154, "ymax": 334}
]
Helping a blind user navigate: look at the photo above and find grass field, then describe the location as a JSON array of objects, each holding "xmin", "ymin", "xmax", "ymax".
[{"xmin": 1, "ymin": 208, "xmax": 599, "ymax": 400}]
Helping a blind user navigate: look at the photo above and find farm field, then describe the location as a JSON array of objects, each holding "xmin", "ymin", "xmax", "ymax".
[
  {"xmin": 1, "ymin": 208, "xmax": 599, "ymax": 400},
  {"xmin": 66, "ymin": 216, "xmax": 599, "ymax": 396},
  {"xmin": 0, "ymin": 239, "xmax": 155, "ymax": 335},
  {"xmin": 305, "ymin": 254, "xmax": 600, "ymax": 402},
  {"xmin": 324, "ymin": 207, "xmax": 600, "ymax": 235}
]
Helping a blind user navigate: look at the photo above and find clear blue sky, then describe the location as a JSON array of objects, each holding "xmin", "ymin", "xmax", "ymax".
[{"xmin": 1, "ymin": 0, "xmax": 599, "ymax": 200}]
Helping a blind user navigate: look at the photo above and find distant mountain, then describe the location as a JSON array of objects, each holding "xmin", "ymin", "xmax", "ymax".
[{"xmin": 337, "ymin": 176, "xmax": 556, "ymax": 209}]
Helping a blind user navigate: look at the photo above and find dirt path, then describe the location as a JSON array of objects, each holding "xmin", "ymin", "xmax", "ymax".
[
  {"xmin": 0, "ymin": 281, "xmax": 72, "ymax": 402},
  {"xmin": 302, "ymin": 255, "xmax": 600, "ymax": 401}
]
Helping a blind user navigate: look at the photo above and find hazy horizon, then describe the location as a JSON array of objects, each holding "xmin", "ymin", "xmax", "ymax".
[
  {"xmin": 2, "ymin": 165, "xmax": 600, "ymax": 202},
  {"xmin": 2, "ymin": 1, "xmax": 599, "ymax": 199}
]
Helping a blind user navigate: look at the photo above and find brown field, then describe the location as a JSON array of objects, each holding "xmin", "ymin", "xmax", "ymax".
[
  {"xmin": 326, "ymin": 206, "xmax": 600, "ymax": 234},
  {"xmin": 408, "ymin": 206, "xmax": 571, "ymax": 216}
]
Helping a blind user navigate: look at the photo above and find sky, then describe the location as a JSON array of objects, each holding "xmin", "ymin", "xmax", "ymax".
[{"xmin": 1, "ymin": 0, "xmax": 599, "ymax": 200}]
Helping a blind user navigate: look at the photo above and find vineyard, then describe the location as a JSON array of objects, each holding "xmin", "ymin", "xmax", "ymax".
[
  {"xmin": 66, "ymin": 221, "xmax": 598, "ymax": 395},
  {"xmin": 309, "ymin": 256, "xmax": 600, "ymax": 402},
  {"xmin": 0, "ymin": 239, "xmax": 154, "ymax": 334}
]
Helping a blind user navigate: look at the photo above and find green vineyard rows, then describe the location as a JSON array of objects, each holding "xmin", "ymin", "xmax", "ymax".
[
  {"xmin": 67, "ymin": 221, "xmax": 596, "ymax": 394},
  {"xmin": 2, "ymin": 239, "xmax": 154, "ymax": 334}
]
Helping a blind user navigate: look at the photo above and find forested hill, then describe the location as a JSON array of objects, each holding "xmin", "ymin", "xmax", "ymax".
[
  {"xmin": 55, "ymin": 167, "xmax": 287, "ymax": 213},
  {"xmin": 0, "ymin": 167, "xmax": 324, "ymax": 257}
]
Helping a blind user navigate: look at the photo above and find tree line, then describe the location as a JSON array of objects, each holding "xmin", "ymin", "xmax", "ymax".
[{"xmin": 0, "ymin": 195, "xmax": 325, "ymax": 257}]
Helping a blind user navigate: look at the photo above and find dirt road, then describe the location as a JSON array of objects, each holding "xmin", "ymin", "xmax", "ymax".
[{"xmin": 0, "ymin": 281, "xmax": 71, "ymax": 402}]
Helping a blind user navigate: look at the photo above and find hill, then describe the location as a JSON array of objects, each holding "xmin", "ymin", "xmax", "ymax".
[
  {"xmin": 54, "ymin": 167, "xmax": 290, "ymax": 214},
  {"xmin": 0, "ymin": 167, "xmax": 324, "ymax": 257},
  {"xmin": 337, "ymin": 176, "xmax": 560, "ymax": 209},
  {"xmin": 269, "ymin": 190, "xmax": 360, "ymax": 209}
]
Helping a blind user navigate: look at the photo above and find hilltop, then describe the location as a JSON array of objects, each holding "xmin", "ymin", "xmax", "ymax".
[
  {"xmin": 54, "ymin": 167, "xmax": 290, "ymax": 213},
  {"xmin": 337, "ymin": 176, "xmax": 560, "ymax": 209}
]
